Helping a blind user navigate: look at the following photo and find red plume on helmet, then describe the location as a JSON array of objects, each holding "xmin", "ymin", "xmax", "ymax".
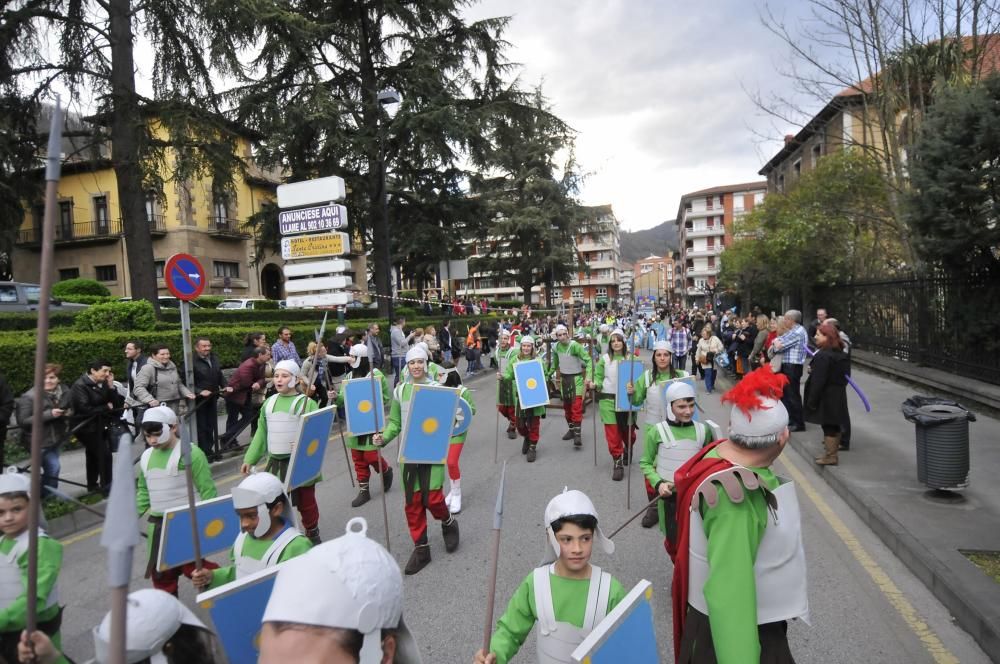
[{"xmin": 721, "ymin": 366, "xmax": 789, "ymax": 419}]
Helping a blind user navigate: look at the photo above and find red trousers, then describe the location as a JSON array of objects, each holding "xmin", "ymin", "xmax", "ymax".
[
  {"xmin": 604, "ymin": 422, "xmax": 636, "ymax": 457},
  {"xmin": 563, "ymin": 395, "xmax": 583, "ymax": 425},
  {"xmin": 293, "ymin": 485, "xmax": 319, "ymax": 531},
  {"xmin": 447, "ymin": 443, "xmax": 464, "ymax": 480},
  {"xmin": 351, "ymin": 448, "xmax": 390, "ymax": 484},
  {"xmin": 153, "ymin": 560, "xmax": 219, "ymax": 596},
  {"xmin": 498, "ymin": 404, "xmax": 517, "ymax": 426},
  {"xmin": 517, "ymin": 415, "xmax": 541, "ymax": 443},
  {"xmin": 405, "ymin": 489, "xmax": 450, "ymax": 543}
]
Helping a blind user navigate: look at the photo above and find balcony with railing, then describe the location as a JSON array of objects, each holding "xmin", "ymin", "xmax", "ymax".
[
  {"xmin": 148, "ymin": 214, "xmax": 166, "ymax": 235},
  {"xmin": 682, "ymin": 226, "xmax": 725, "ymax": 239},
  {"xmin": 16, "ymin": 217, "xmax": 123, "ymax": 246},
  {"xmin": 684, "ymin": 246, "xmax": 723, "ymax": 257},
  {"xmin": 208, "ymin": 216, "xmax": 252, "ymax": 239}
]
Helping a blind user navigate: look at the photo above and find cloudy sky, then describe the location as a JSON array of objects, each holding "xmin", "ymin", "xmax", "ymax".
[{"xmin": 464, "ymin": 0, "xmax": 819, "ymax": 231}]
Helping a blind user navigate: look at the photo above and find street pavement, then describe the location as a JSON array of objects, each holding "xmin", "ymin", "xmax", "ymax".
[{"xmin": 51, "ymin": 349, "xmax": 991, "ymax": 663}]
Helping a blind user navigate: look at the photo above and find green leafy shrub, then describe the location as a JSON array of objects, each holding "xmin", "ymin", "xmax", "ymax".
[
  {"xmin": 54, "ymin": 294, "xmax": 117, "ymax": 305},
  {"xmin": 74, "ymin": 300, "xmax": 156, "ymax": 332},
  {"xmin": 52, "ymin": 278, "xmax": 111, "ymax": 297},
  {"xmin": 0, "ymin": 312, "xmax": 79, "ymax": 331},
  {"xmin": 196, "ymin": 296, "xmax": 226, "ymax": 308},
  {"xmin": 256, "ymin": 299, "xmax": 280, "ymax": 310}
]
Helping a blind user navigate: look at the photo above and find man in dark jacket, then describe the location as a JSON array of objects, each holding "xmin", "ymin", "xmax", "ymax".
[
  {"xmin": 0, "ymin": 371, "xmax": 14, "ymax": 470},
  {"xmin": 66, "ymin": 358, "xmax": 124, "ymax": 492},
  {"xmin": 124, "ymin": 340, "xmax": 148, "ymax": 398},
  {"xmin": 191, "ymin": 337, "xmax": 232, "ymax": 459},
  {"xmin": 221, "ymin": 347, "xmax": 270, "ymax": 449}
]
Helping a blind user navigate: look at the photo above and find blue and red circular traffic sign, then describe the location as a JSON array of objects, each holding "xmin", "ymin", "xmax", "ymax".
[{"xmin": 164, "ymin": 253, "xmax": 206, "ymax": 301}]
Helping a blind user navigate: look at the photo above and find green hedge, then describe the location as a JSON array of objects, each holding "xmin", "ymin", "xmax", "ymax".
[
  {"xmin": 52, "ymin": 278, "xmax": 110, "ymax": 297},
  {"xmin": 74, "ymin": 300, "xmax": 156, "ymax": 331},
  {"xmin": 0, "ymin": 311, "xmax": 80, "ymax": 331}
]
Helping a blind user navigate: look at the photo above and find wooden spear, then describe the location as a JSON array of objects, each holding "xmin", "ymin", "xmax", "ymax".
[{"xmin": 482, "ymin": 461, "xmax": 508, "ymax": 655}]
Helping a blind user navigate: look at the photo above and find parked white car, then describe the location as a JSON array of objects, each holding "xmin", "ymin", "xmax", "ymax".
[{"xmin": 216, "ymin": 298, "xmax": 269, "ymax": 310}]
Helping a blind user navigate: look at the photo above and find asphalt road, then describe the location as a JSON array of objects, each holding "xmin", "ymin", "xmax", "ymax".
[{"xmin": 53, "ymin": 350, "xmax": 990, "ymax": 663}]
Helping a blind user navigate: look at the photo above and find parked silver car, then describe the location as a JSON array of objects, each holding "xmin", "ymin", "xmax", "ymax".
[{"xmin": 0, "ymin": 282, "xmax": 89, "ymax": 312}]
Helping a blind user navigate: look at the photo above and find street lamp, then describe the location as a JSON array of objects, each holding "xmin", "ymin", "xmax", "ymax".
[{"xmin": 377, "ymin": 87, "xmax": 401, "ymax": 330}]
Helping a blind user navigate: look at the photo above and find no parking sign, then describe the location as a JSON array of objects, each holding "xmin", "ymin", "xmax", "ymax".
[{"xmin": 164, "ymin": 253, "xmax": 206, "ymax": 301}]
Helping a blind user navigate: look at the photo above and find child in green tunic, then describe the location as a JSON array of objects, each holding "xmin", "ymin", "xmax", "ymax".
[
  {"xmin": 0, "ymin": 471, "xmax": 62, "ymax": 664},
  {"xmin": 475, "ymin": 489, "xmax": 626, "ymax": 664},
  {"xmin": 501, "ymin": 337, "xmax": 547, "ymax": 462},
  {"xmin": 592, "ymin": 329, "xmax": 633, "ymax": 480},
  {"xmin": 191, "ymin": 471, "xmax": 312, "ymax": 591}
]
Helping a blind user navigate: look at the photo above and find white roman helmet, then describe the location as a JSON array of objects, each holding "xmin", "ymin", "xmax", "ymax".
[
  {"xmin": 274, "ymin": 360, "xmax": 300, "ymax": 377},
  {"xmin": 140, "ymin": 405, "xmax": 177, "ymax": 445},
  {"xmin": 664, "ymin": 381, "xmax": 697, "ymax": 422},
  {"xmin": 231, "ymin": 472, "xmax": 287, "ymax": 537},
  {"xmin": 542, "ymin": 488, "xmax": 615, "ymax": 564},
  {"xmin": 652, "ymin": 340, "xmax": 671, "ymax": 354},
  {"xmin": 0, "ymin": 468, "xmax": 29, "ymax": 496},
  {"xmin": 93, "ymin": 588, "xmax": 210, "ymax": 664},
  {"xmin": 262, "ymin": 517, "xmax": 422, "ymax": 664},
  {"xmin": 405, "ymin": 346, "xmax": 428, "ymax": 364},
  {"xmin": 348, "ymin": 343, "xmax": 369, "ymax": 369}
]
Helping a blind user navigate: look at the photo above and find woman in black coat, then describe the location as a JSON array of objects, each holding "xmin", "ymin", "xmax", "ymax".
[{"xmin": 805, "ymin": 322, "xmax": 850, "ymax": 466}]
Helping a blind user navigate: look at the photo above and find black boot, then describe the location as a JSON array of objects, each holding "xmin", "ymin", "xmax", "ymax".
[
  {"xmin": 641, "ymin": 503, "xmax": 659, "ymax": 528},
  {"xmin": 442, "ymin": 516, "xmax": 460, "ymax": 553},
  {"xmin": 522, "ymin": 437, "xmax": 530, "ymax": 455},
  {"xmin": 351, "ymin": 483, "xmax": 371, "ymax": 508},
  {"xmin": 306, "ymin": 527, "xmax": 322, "ymax": 545},
  {"xmin": 612, "ymin": 457, "xmax": 624, "ymax": 481},
  {"xmin": 562, "ymin": 428, "xmax": 574, "ymax": 440},
  {"xmin": 507, "ymin": 423, "xmax": 517, "ymax": 439},
  {"xmin": 572, "ymin": 424, "xmax": 582, "ymax": 449},
  {"xmin": 526, "ymin": 444, "xmax": 537, "ymax": 462},
  {"xmin": 381, "ymin": 467, "xmax": 394, "ymax": 492},
  {"xmin": 404, "ymin": 544, "xmax": 432, "ymax": 575}
]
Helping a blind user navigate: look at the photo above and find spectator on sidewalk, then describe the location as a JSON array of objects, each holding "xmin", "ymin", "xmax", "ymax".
[
  {"xmin": 826, "ymin": 317, "xmax": 853, "ymax": 450},
  {"xmin": 66, "ymin": 358, "xmax": 123, "ymax": 493},
  {"xmin": 390, "ymin": 315, "xmax": 415, "ymax": 386},
  {"xmin": 222, "ymin": 347, "xmax": 270, "ymax": 449},
  {"xmin": 805, "ymin": 322, "xmax": 851, "ymax": 465},
  {"xmin": 301, "ymin": 341, "xmax": 334, "ymax": 408},
  {"xmin": 133, "ymin": 344, "xmax": 196, "ymax": 422},
  {"xmin": 668, "ymin": 318, "xmax": 693, "ymax": 373},
  {"xmin": 271, "ymin": 327, "xmax": 301, "ymax": 366},
  {"xmin": 240, "ymin": 332, "xmax": 268, "ymax": 362},
  {"xmin": 750, "ymin": 314, "xmax": 772, "ymax": 369},
  {"xmin": 191, "ymin": 337, "xmax": 231, "ymax": 459},
  {"xmin": 124, "ymin": 340, "xmax": 148, "ymax": 398},
  {"xmin": 465, "ymin": 321, "xmax": 483, "ymax": 376},
  {"xmin": 0, "ymin": 371, "xmax": 13, "ymax": 470},
  {"xmin": 364, "ymin": 322, "xmax": 384, "ymax": 371},
  {"xmin": 696, "ymin": 327, "xmax": 724, "ymax": 394},
  {"xmin": 16, "ymin": 363, "xmax": 68, "ymax": 495},
  {"xmin": 771, "ymin": 309, "xmax": 809, "ymax": 432},
  {"xmin": 807, "ymin": 307, "xmax": 829, "ymax": 350},
  {"xmin": 440, "ymin": 319, "xmax": 453, "ymax": 363}
]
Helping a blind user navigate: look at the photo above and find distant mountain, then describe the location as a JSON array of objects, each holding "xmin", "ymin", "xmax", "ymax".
[{"xmin": 619, "ymin": 220, "xmax": 677, "ymax": 264}]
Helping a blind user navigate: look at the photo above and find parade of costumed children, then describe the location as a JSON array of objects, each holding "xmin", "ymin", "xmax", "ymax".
[
  {"xmin": 376, "ymin": 346, "xmax": 459, "ymax": 575},
  {"xmin": 335, "ymin": 344, "xmax": 394, "ymax": 508},
  {"xmin": 242, "ymin": 359, "xmax": 323, "ymax": 545},
  {"xmin": 592, "ymin": 329, "xmax": 636, "ymax": 480},
  {"xmin": 495, "ymin": 329, "xmax": 519, "ymax": 440},
  {"xmin": 627, "ymin": 339, "xmax": 692, "ymax": 529},
  {"xmin": 501, "ymin": 336, "xmax": 547, "ymax": 462},
  {"xmin": 549, "ymin": 325, "xmax": 592, "ymax": 449},
  {"xmin": 672, "ymin": 366, "xmax": 809, "ymax": 664}
]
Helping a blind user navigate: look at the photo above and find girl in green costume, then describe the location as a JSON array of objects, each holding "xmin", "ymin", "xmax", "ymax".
[{"xmin": 592, "ymin": 329, "xmax": 633, "ymax": 480}]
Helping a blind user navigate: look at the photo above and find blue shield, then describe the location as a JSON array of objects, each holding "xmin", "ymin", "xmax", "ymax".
[
  {"xmin": 571, "ymin": 580, "xmax": 659, "ymax": 664},
  {"xmin": 399, "ymin": 385, "xmax": 459, "ymax": 465},
  {"xmin": 197, "ymin": 566, "xmax": 279, "ymax": 664},
  {"xmin": 285, "ymin": 406, "xmax": 336, "ymax": 491},
  {"xmin": 343, "ymin": 377, "xmax": 385, "ymax": 436},
  {"xmin": 157, "ymin": 495, "xmax": 240, "ymax": 571},
  {"xmin": 513, "ymin": 359, "xmax": 549, "ymax": 410},
  {"xmin": 660, "ymin": 376, "xmax": 701, "ymax": 422},
  {"xmin": 451, "ymin": 395, "xmax": 473, "ymax": 437},
  {"xmin": 615, "ymin": 360, "xmax": 645, "ymax": 412}
]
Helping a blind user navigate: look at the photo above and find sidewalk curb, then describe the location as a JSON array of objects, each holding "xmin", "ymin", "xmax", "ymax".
[
  {"xmin": 50, "ymin": 454, "xmax": 246, "ymax": 541},
  {"xmin": 785, "ymin": 435, "xmax": 1000, "ymax": 663}
]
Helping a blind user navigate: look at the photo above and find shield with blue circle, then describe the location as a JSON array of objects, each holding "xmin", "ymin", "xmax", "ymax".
[
  {"xmin": 343, "ymin": 376, "xmax": 385, "ymax": 436},
  {"xmin": 513, "ymin": 359, "xmax": 549, "ymax": 410},
  {"xmin": 451, "ymin": 394, "xmax": 473, "ymax": 437},
  {"xmin": 284, "ymin": 405, "xmax": 336, "ymax": 491},
  {"xmin": 399, "ymin": 384, "xmax": 460, "ymax": 464},
  {"xmin": 571, "ymin": 579, "xmax": 659, "ymax": 664},
  {"xmin": 157, "ymin": 495, "xmax": 240, "ymax": 571},
  {"xmin": 615, "ymin": 360, "xmax": 645, "ymax": 412},
  {"xmin": 197, "ymin": 565, "xmax": 279, "ymax": 664}
]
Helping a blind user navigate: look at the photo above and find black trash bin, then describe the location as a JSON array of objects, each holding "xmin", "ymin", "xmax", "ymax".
[{"xmin": 902, "ymin": 397, "xmax": 976, "ymax": 490}]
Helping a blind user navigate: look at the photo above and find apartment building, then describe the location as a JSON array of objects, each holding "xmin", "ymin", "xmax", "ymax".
[
  {"xmin": 619, "ymin": 265, "xmax": 633, "ymax": 306},
  {"xmin": 12, "ymin": 110, "xmax": 366, "ymax": 300},
  {"xmin": 632, "ymin": 254, "xmax": 672, "ymax": 310},
  {"xmin": 674, "ymin": 182, "xmax": 766, "ymax": 306}
]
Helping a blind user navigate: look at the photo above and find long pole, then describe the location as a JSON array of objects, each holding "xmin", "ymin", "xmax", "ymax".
[
  {"xmin": 626, "ymin": 324, "xmax": 637, "ymax": 510},
  {"xmin": 493, "ymin": 381, "xmax": 501, "ymax": 464},
  {"xmin": 482, "ymin": 461, "xmax": 507, "ymax": 655},
  {"xmin": 379, "ymin": 107, "xmax": 394, "ymax": 335},
  {"xmin": 26, "ymin": 97, "xmax": 63, "ymax": 638},
  {"xmin": 180, "ymin": 417, "xmax": 203, "ymax": 571},
  {"xmin": 608, "ymin": 496, "xmax": 660, "ymax": 539},
  {"xmin": 337, "ymin": 417, "xmax": 356, "ymax": 488},
  {"xmin": 102, "ymin": 436, "xmax": 142, "ymax": 664},
  {"xmin": 367, "ymin": 371, "xmax": 391, "ymax": 552}
]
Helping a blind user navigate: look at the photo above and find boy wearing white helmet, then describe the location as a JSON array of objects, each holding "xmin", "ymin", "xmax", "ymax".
[
  {"xmin": 475, "ymin": 489, "xmax": 626, "ymax": 664},
  {"xmin": 259, "ymin": 517, "xmax": 423, "ymax": 664},
  {"xmin": 638, "ymin": 381, "xmax": 713, "ymax": 560},
  {"xmin": 500, "ymin": 336, "xmax": 547, "ymax": 462},
  {"xmin": 549, "ymin": 325, "xmax": 592, "ymax": 448},
  {"xmin": 136, "ymin": 406, "xmax": 218, "ymax": 596},
  {"xmin": 374, "ymin": 347, "xmax": 459, "ymax": 575},
  {"xmin": 0, "ymin": 470, "xmax": 63, "ymax": 662},
  {"xmin": 191, "ymin": 472, "xmax": 312, "ymax": 591},
  {"xmin": 242, "ymin": 360, "xmax": 323, "ymax": 545},
  {"xmin": 626, "ymin": 339, "xmax": 688, "ymax": 528},
  {"xmin": 334, "ymin": 344, "xmax": 394, "ymax": 509}
]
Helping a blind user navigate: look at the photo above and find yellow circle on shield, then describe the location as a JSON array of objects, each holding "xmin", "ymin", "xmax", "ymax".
[
  {"xmin": 306, "ymin": 439, "xmax": 320, "ymax": 456},
  {"xmin": 359, "ymin": 399, "xmax": 372, "ymax": 413},
  {"xmin": 204, "ymin": 518, "xmax": 225, "ymax": 538},
  {"xmin": 422, "ymin": 418, "xmax": 439, "ymax": 434},
  {"xmin": 526, "ymin": 378, "xmax": 537, "ymax": 389}
]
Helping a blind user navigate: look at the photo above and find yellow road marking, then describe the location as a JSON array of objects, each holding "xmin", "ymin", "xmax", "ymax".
[
  {"xmin": 59, "ymin": 471, "xmax": 246, "ymax": 546},
  {"xmin": 778, "ymin": 452, "xmax": 960, "ymax": 664}
]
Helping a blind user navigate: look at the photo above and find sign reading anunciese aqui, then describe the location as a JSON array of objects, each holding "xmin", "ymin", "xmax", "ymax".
[{"xmin": 278, "ymin": 203, "xmax": 348, "ymax": 235}]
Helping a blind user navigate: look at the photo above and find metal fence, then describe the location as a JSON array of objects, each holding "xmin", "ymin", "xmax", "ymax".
[{"xmin": 817, "ymin": 270, "xmax": 1000, "ymax": 385}]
